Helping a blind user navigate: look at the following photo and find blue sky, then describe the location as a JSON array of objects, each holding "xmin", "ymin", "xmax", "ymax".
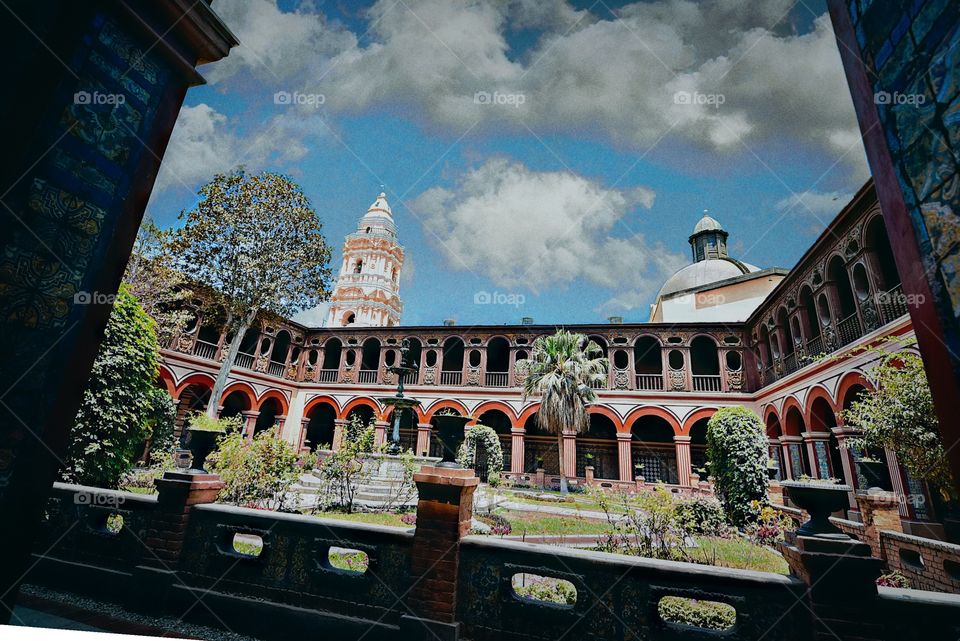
[{"xmin": 146, "ymin": 0, "xmax": 867, "ymax": 326}]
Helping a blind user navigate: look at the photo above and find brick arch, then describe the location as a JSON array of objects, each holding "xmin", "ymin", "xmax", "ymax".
[
  {"xmin": 220, "ymin": 381, "xmax": 257, "ymax": 408},
  {"xmin": 256, "ymin": 390, "xmax": 289, "ymax": 415},
  {"xmin": 517, "ymin": 403, "xmax": 541, "ymax": 426},
  {"xmin": 472, "ymin": 400, "xmax": 519, "ymax": 424},
  {"xmin": 157, "ymin": 365, "xmax": 176, "ymax": 396},
  {"xmin": 681, "ymin": 407, "xmax": 718, "ymax": 435},
  {"xmin": 424, "ymin": 399, "xmax": 470, "ymax": 421},
  {"xmin": 763, "ymin": 404, "xmax": 781, "ymax": 426},
  {"xmin": 586, "ymin": 405, "xmax": 624, "ymax": 432},
  {"xmin": 804, "ymin": 385, "xmax": 838, "ymax": 431},
  {"xmin": 303, "ymin": 395, "xmax": 341, "ymax": 417},
  {"xmin": 622, "ymin": 406, "xmax": 682, "ymax": 435},
  {"xmin": 781, "ymin": 396, "xmax": 807, "ymax": 436},
  {"xmin": 173, "ymin": 373, "xmax": 215, "ymax": 399},
  {"xmin": 836, "ymin": 370, "xmax": 873, "ymax": 410},
  {"xmin": 339, "ymin": 397, "xmax": 383, "ymax": 421}
]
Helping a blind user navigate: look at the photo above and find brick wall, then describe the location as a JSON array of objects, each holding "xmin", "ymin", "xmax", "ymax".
[{"xmin": 881, "ymin": 530, "xmax": 960, "ymax": 593}]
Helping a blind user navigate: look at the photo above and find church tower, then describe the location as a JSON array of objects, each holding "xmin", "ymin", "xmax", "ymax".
[{"xmin": 326, "ymin": 192, "xmax": 404, "ymax": 327}]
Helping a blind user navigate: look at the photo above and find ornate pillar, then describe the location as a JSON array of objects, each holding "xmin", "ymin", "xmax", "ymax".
[
  {"xmin": 617, "ymin": 432, "xmax": 633, "ymax": 481},
  {"xmin": 298, "ymin": 417, "xmax": 311, "ymax": 452},
  {"xmin": 333, "ymin": 419, "xmax": 349, "ymax": 451},
  {"xmin": 416, "ymin": 423, "xmax": 432, "ymax": 458},
  {"xmin": 885, "ymin": 448, "xmax": 910, "ymax": 519},
  {"xmin": 215, "ymin": 405, "xmax": 224, "ymax": 419},
  {"xmin": 510, "ymin": 427, "xmax": 525, "ymax": 473},
  {"xmin": 802, "ymin": 431, "xmax": 832, "ymax": 479},
  {"xmin": 781, "ymin": 435, "xmax": 805, "ymax": 479},
  {"xmin": 674, "ymin": 435, "xmax": 693, "ymax": 487},
  {"xmin": 831, "ymin": 426, "xmax": 860, "ymax": 510},
  {"xmin": 275, "ymin": 414, "xmax": 287, "ymax": 433},
  {"xmin": 241, "ymin": 411, "xmax": 260, "ymax": 443},
  {"xmin": 374, "ymin": 420, "xmax": 389, "ymax": 447},
  {"xmin": 562, "ymin": 430, "xmax": 577, "ymax": 478}
]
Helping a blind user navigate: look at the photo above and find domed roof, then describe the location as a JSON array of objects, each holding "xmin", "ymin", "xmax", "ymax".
[
  {"xmin": 692, "ymin": 212, "xmax": 724, "ymax": 234},
  {"xmin": 358, "ymin": 192, "xmax": 396, "ymax": 234},
  {"xmin": 657, "ymin": 258, "xmax": 759, "ymax": 298}
]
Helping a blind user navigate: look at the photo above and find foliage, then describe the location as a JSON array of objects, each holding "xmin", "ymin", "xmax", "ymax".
[
  {"xmin": 400, "ymin": 513, "xmax": 417, "ymax": 526},
  {"xmin": 457, "ymin": 424, "xmax": 505, "ymax": 477},
  {"xmin": 476, "ymin": 513, "xmax": 513, "ymax": 537},
  {"xmin": 658, "ymin": 596, "xmax": 735, "ymax": 630},
  {"xmin": 514, "ymin": 579, "xmax": 577, "ymax": 606},
  {"xmin": 315, "ymin": 416, "xmax": 416, "ymax": 513},
  {"xmin": 841, "ymin": 342, "xmax": 953, "ymax": 498},
  {"xmin": 169, "ymin": 168, "xmax": 332, "ymax": 416},
  {"xmin": 329, "ymin": 549, "xmax": 369, "ymax": 573},
  {"xmin": 207, "ymin": 427, "xmax": 301, "ymax": 511},
  {"xmin": 62, "ymin": 286, "xmax": 164, "ymax": 488},
  {"xmin": 518, "ymin": 329, "xmax": 608, "ymax": 492},
  {"xmin": 187, "ymin": 412, "xmax": 242, "ymax": 433},
  {"xmin": 675, "ymin": 496, "xmax": 729, "ymax": 537},
  {"xmin": 141, "ymin": 387, "xmax": 177, "ymax": 463},
  {"xmin": 593, "ymin": 485, "xmax": 692, "ymax": 561},
  {"xmin": 748, "ymin": 501, "xmax": 793, "ymax": 546},
  {"xmin": 706, "ymin": 407, "xmax": 768, "ymax": 526},
  {"xmin": 123, "ymin": 219, "xmax": 193, "ymax": 345},
  {"xmin": 876, "ymin": 570, "xmax": 911, "ymax": 589}
]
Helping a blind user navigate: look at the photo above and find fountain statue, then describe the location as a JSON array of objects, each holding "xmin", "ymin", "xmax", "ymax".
[{"xmin": 378, "ymin": 339, "xmax": 422, "ymax": 455}]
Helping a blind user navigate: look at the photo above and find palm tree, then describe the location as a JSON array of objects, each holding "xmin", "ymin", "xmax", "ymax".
[{"xmin": 518, "ymin": 329, "xmax": 608, "ymax": 493}]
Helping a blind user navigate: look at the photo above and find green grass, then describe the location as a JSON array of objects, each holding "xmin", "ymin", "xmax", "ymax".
[
  {"xmin": 689, "ymin": 536, "xmax": 789, "ymax": 575},
  {"xmin": 310, "ymin": 511, "xmax": 410, "ymax": 528},
  {"xmin": 122, "ymin": 486, "xmax": 157, "ymax": 495},
  {"xmin": 499, "ymin": 511, "xmax": 613, "ymax": 537}
]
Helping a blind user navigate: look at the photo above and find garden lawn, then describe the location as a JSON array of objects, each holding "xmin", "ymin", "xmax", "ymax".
[
  {"xmin": 500, "ymin": 511, "xmax": 614, "ymax": 537},
  {"xmin": 310, "ymin": 511, "xmax": 410, "ymax": 528},
  {"xmin": 689, "ymin": 536, "xmax": 789, "ymax": 575}
]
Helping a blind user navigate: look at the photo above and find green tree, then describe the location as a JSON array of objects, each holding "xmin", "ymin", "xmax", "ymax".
[
  {"xmin": 62, "ymin": 286, "xmax": 166, "ymax": 487},
  {"xmin": 706, "ymin": 406, "xmax": 768, "ymax": 526},
  {"xmin": 123, "ymin": 218, "xmax": 193, "ymax": 345},
  {"xmin": 208, "ymin": 425, "xmax": 301, "ymax": 511},
  {"xmin": 842, "ymin": 344, "xmax": 953, "ymax": 498},
  {"xmin": 169, "ymin": 169, "xmax": 333, "ymax": 417},
  {"xmin": 517, "ymin": 329, "xmax": 608, "ymax": 493}
]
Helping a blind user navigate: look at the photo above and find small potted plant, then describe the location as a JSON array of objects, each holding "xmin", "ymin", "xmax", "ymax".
[
  {"xmin": 535, "ymin": 455, "xmax": 545, "ymax": 471},
  {"xmin": 584, "ymin": 452, "xmax": 594, "ymax": 468},
  {"xmin": 432, "ymin": 408, "xmax": 471, "ymax": 468},
  {"xmin": 634, "ymin": 462, "xmax": 645, "ymax": 482},
  {"xmin": 184, "ymin": 413, "xmax": 229, "ymax": 473},
  {"xmin": 780, "ymin": 476, "xmax": 852, "ymax": 539}
]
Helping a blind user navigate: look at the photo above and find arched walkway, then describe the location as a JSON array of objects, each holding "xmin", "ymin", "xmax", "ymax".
[
  {"xmin": 304, "ymin": 401, "xmax": 337, "ymax": 452},
  {"xmin": 628, "ymin": 415, "xmax": 678, "ymax": 484},
  {"xmin": 577, "ymin": 414, "xmax": 618, "ymax": 479}
]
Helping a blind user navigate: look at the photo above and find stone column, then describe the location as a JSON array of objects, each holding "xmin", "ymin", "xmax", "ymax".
[
  {"xmin": 616, "ymin": 432, "xmax": 633, "ymax": 481},
  {"xmin": 275, "ymin": 414, "xmax": 287, "ymax": 432},
  {"xmin": 333, "ymin": 419, "xmax": 349, "ymax": 451},
  {"xmin": 402, "ymin": 466, "xmax": 478, "ymax": 639},
  {"xmin": 510, "ymin": 427, "xmax": 525, "ymax": 473},
  {"xmin": 831, "ymin": 426, "xmax": 860, "ymax": 510},
  {"xmin": 674, "ymin": 435, "xmax": 693, "ymax": 487},
  {"xmin": 417, "ymin": 423, "xmax": 433, "ymax": 458},
  {"xmin": 241, "ymin": 410, "xmax": 260, "ymax": 443},
  {"xmin": 780, "ymin": 439, "xmax": 794, "ymax": 479},
  {"xmin": 781, "ymin": 435, "xmax": 805, "ymax": 479},
  {"xmin": 374, "ymin": 420, "xmax": 389, "ymax": 447},
  {"xmin": 298, "ymin": 417, "xmax": 311, "ymax": 453},
  {"xmin": 215, "ymin": 405, "xmax": 224, "ymax": 419},
  {"xmin": 562, "ymin": 430, "xmax": 577, "ymax": 478}
]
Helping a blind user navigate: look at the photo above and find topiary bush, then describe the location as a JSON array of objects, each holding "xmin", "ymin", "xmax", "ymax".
[
  {"xmin": 706, "ymin": 406, "xmax": 768, "ymax": 526},
  {"xmin": 658, "ymin": 596, "xmax": 735, "ymax": 630},
  {"xmin": 675, "ymin": 495, "xmax": 728, "ymax": 537}
]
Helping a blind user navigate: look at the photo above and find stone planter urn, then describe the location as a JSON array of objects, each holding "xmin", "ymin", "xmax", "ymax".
[
  {"xmin": 856, "ymin": 460, "xmax": 891, "ymax": 491},
  {"xmin": 185, "ymin": 427, "xmax": 224, "ymax": 473},
  {"xmin": 781, "ymin": 481, "xmax": 852, "ymax": 539},
  {"xmin": 432, "ymin": 414, "xmax": 471, "ymax": 468},
  {"xmin": 767, "ymin": 466, "xmax": 779, "ymax": 481}
]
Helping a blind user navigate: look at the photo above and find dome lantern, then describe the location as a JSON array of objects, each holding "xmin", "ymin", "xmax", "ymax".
[{"xmin": 689, "ymin": 209, "xmax": 729, "ymax": 262}]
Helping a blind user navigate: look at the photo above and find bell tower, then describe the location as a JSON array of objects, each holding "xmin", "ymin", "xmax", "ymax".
[{"xmin": 326, "ymin": 192, "xmax": 404, "ymax": 327}]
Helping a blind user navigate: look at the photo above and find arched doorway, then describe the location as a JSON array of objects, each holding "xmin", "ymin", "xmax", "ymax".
[
  {"xmin": 386, "ymin": 407, "xmax": 417, "ymax": 453},
  {"xmin": 360, "ymin": 338, "xmax": 380, "ymax": 384},
  {"xmin": 634, "ymin": 336, "xmax": 663, "ymax": 390},
  {"xmin": 254, "ymin": 397, "xmax": 282, "ymax": 436},
  {"xmin": 766, "ymin": 412, "xmax": 785, "ymax": 480},
  {"xmin": 441, "ymin": 337, "xmax": 464, "ymax": 385},
  {"xmin": 175, "ymin": 381, "xmax": 212, "ymax": 443},
  {"xmin": 486, "ymin": 337, "xmax": 510, "ymax": 387},
  {"xmin": 629, "ymin": 415, "xmax": 677, "ymax": 484},
  {"xmin": 828, "ymin": 256, "xmax": 859, "ymax": 345},
  {"xmin": 690, "ymin": 336, "xmax": 720, "ymax": 391},
  {"xmin": 477, "ymin": 409, "xmax": 513, "ymax": 474},
  {"xmin": 784, "ymin": 406, "xmax": 811, "ymax": 478},
  {"xmin": 523, "ymin": 412, "xmax": 559, "ymax": 474},
  {"xmin": 577, "ymin": 414, "xmax": 618, "ymax": 479},
  {"xmin": 810, "ymin": 396, "xmax": 844, "ymax": 479},
  {"xmin": 220, "ymin": 390, "xmax": 251, "ymax": 421},
  {"xmin": 689, "ymin": 417, "xmax": 710, "ymax": 481},
  {"xmin": 305, "ymin": 402, "xmax": 337, "ymax": 451}
]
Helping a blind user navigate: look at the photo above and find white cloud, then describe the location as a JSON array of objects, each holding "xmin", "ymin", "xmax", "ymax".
[
  {"xmin": 408, "ymin": 158, "xmax": 684, "ymax": 313},
  {"xmin": 250, "ymin": 0, "xmax": 862, "ymax": 177},
  {"xmin": 775, "ymin": 189, "xmax": 854, "ymax": 219}
]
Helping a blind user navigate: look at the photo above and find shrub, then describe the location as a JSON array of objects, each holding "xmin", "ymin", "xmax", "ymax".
[
  {"xmin": 514, "ymin": 580, "xmax": 577, "ymax": 606},
  {"xmin": 400, "ymin": 513, "xmax": 417, "ymax": 526},
  {"xmin": 706, "ymin": 407, "xmax": 768, "ymax": 526},
  {"xmin": 749, "ymin": 502, "xmax": 792, "ymax": 546},
  {"xmin": 658, "ymin": 596, "xmax": 735, "ymax": 630},
  {"xmin": 675, "ymin": 496, "xmax": 728, "ymax": 537},
  {"xmin": 594, "ymin": 485, "xmax": 692, "ymax": 561},
  {"xmin": 208, "ymin": 427, "xmax": 301, "ymax": 511}
]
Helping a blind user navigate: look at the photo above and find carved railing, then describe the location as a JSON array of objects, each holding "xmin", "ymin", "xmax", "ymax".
[
  {"xmin": 357, "ymin": 370, "xmax": 378, "ymax": 384},
  {"xmin": 878, "ymin": 284, "xmax": 909, "ymax": 324},
  {"xmin": 192, "ymin": 340, "xmax": 217, "ymax": 360},
  {"xmin": 635, "ymin": 374, "xmax": 664, "ymax": 391},
  {"xmin": 268, "ymin": 361, "xmax": 285, "ymax": 377},
  {"xmin": 235, "ymin": 352, "xmax": 255, "ymax": 370},
  {"xmin": 485, "ymin": 372, "xmax": 509, "ymax": 387},
  {"xmin": 692, "ymin": 374, "xmax": 721, "ymax": 392},
  {"xmin": 440, "ymin": 371, "xmax": 462, "ymax": 386},
  {"xmin": 783, "ymin": 352, "xmax": 799, "ymax": 375},
  {"xmin": 836, "ymin": 312, "xmax": 862, "ymax": 347},
  {"xmin": 317, "ymin": 369, "xmax": 338, "ymax": 383}
]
